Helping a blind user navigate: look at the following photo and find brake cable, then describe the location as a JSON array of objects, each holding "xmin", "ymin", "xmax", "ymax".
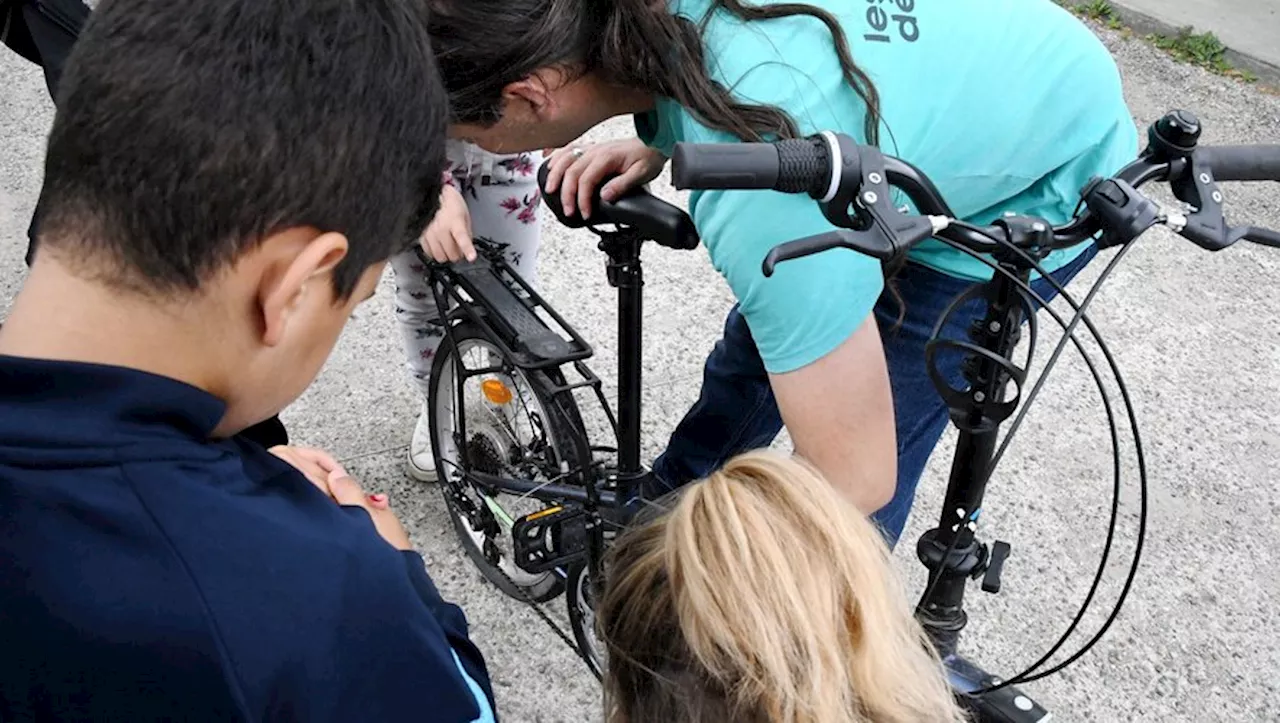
[{"xmin": 933, "ymin": 232, "xmax": 1148, "ymax": 692}]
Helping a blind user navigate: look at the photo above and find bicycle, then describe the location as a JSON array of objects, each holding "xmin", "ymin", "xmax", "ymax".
[
  {"xmin": 422, "ymin": 109, "xmax": 1280, "ymax": 720},
  {"xmin": 418, "ymin": 168, "xmax": 697, "ymax": 677},
  {"xmin": 669, "ymin": 108, "xmax": 1279, "ymax": 720}
]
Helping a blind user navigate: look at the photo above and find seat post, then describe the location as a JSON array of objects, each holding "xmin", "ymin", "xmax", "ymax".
[{"xmin": 598, "ymin": 229, "xmax": 646, "ymax": 494}]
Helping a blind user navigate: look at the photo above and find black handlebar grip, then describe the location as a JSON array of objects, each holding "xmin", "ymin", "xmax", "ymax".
[
  {"xmin": 1200, "ymin": 145, "xmax": 1280, "ymax": 182},
  {"xmin": 671, "ymin": 137, "xmax": 833, "ymax": 196},
  {"xmin": 773, "ymin": 137, "xmax": 833, "ymax": 195},
  {"xmin": 671, "ymin": 143, "xmax": 780, "ymax": 191}
]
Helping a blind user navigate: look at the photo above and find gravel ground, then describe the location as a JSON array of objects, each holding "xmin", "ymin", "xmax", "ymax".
[{"xmin": 3, "ymin": 20, "xmax": 1279, "ymax": 723}]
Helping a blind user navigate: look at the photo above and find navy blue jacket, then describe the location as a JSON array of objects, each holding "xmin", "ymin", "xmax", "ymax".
[{"xmin": 0, "ymin": 356, "xmax": 495, "ymax": 722}]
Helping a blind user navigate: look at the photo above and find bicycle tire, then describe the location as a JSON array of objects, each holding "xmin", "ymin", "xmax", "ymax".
[
  {"xmin": 428, "ymin": 322, "xmax": 590, "ymax": 603},
  {"xmin": 566, "ymin": 562, "xmax": 604, "ymax": 681}
]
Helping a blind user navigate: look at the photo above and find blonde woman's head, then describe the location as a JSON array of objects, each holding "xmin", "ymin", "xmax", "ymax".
[{"xmin": 598, "ymin": 451, "xmax": 965, "ymax": 723}]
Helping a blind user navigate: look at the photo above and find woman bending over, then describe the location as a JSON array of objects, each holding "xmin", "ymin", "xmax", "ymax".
[{"xmin": 427, "ymin": 0, "xmax": 1136, "ymax": 543}]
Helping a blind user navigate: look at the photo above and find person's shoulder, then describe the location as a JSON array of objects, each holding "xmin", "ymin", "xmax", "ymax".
[
  {"xmin": 0, "ymin": 393, "xmax": 481, "ymax": 720},
  {"xmin": 664, "ymin": 1, "xmax": 874, "ymax": 138},
  {"xmin": 0, "ymin": 443, "xmax": 257, "ymax": 720}
]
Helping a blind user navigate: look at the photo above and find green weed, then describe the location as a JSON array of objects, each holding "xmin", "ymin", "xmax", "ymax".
[
  {"xmin": 1078, "ymin": 0, "xmax": 1116, "ymax": 21},
  {"xmin": 1054, "ymin": 2, "xmax": 1264, "ymax": 87},
  {"xmin": 1151, "ymin": 28, "xmax": 1232, "ymax": 72}
]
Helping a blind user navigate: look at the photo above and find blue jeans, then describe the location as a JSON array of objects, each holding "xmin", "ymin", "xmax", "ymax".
[{"xmin": 650, "ymin": 245, "xmax": 1098, "ymax": 546}]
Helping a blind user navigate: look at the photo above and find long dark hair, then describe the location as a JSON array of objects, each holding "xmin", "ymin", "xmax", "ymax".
[{"xmin": 428, "ymin": 0, "xmax": 881, "ymax": 146}]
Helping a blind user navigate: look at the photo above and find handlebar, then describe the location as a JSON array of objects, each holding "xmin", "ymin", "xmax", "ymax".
[
  {"xmin": 669, "ymin": 110, "xmax": 1280, "ymax": 275},
  {"xmin": 671, "ymin": 137, "xmax": 840, "ymax": 198},
  {"xmin": 672, "ymin": 139, "xmax": 1280, "ymax": 194},
  {"xmin": 1197, "ymin": 145, "xmax": 1280, "ymax": 183}
]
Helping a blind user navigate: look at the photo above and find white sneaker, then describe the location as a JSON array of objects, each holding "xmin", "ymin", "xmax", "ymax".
[{"xmin": 406, "ymin": 403, "xmax": 437, "ymax": 482}]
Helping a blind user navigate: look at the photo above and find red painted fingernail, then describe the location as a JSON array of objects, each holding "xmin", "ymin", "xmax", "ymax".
[{"xmin": 370, "ymin": 493, "xmax": 387, "ymax": 503}]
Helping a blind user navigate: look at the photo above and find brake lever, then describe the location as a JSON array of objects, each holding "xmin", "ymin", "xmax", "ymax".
[
  {"xmin": 829, "ymin": 144, "xmax": 939, "ymax": 255},
  {"xmin": 1242, "ymin": 226, "xmax": 1280, "ymax": 248},
  {"xmin": 763, "ymin": 230, "xmax": 860, "ymax": 276},
  {"xmin": 763, "ymin": 144, "xmax": 938, "ymax": 275},
  {"xmin": 1172, "ymin": 150, "xmax": 1245, "ymax": 251},
  {"xmin": 761, "ymin": 213, "xmax": 942, "ymax": 275}
]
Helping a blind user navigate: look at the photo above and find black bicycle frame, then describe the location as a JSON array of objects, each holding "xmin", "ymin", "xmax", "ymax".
[
  {"xmin": 915, "ymin": 221, "xmax": 1053, "ymax": 721},
  {"xmin": 419, "ymin": 231, "xmax": 654, "ymax": 573},
  {"xmin": 582, "ymin": 227, "xmax": 657, "ymax": 577},
  {"xmin": 916, "ymin": 261, "xmax": 1029, "ymax": 652}
]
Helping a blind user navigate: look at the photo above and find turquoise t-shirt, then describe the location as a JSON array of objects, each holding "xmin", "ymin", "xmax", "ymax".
[{"xmin": 636, "ymin": 0, "xmax": 1138, "ymax": 374}]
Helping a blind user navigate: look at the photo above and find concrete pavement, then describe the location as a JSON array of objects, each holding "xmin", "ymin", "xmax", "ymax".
[
  {"xmin": 1108, "ymin": 0, "xmax": 1280, "ymax": 83},
  {"xmin": 4, "ymin": 18, "xmax": 1280, "ymax": 723}
]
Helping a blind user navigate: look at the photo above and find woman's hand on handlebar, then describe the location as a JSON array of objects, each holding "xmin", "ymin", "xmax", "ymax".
[
  {"xmin": 543, "ymin": 138, "xmax": 667, "ymax": 219},
  {"xmin": 419, "ymin": 182, "xmax": 476, "ymax": 263}
]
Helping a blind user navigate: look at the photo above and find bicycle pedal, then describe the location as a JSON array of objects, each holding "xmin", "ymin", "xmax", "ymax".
[{"xmin": 511, "ymin": 504, "xmax": 590, "ymax": 574}]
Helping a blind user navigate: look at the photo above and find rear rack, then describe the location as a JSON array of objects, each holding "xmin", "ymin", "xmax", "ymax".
[{"xmin": 423, "ymin": 244, "xmax": 593, "ymax": 370}]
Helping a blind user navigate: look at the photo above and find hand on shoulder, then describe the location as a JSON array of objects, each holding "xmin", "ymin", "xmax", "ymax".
[{"xmin": 270, "ymin": 445, "xmax": 412, "ymax": 550}]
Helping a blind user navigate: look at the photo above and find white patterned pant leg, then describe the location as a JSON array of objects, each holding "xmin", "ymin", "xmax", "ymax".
[{"xmin": 390, "ymin": 143, "xmax": 544, "ymax": 399}]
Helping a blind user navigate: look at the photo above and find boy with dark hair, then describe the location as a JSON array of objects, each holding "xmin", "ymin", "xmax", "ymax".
[
  {"xmin": 3, "ymin": 0, "xmax": 294, "ymax": 452},
  {"xmin": 0, "ymin": 0, "xmax": 496, "ymax": 720}
]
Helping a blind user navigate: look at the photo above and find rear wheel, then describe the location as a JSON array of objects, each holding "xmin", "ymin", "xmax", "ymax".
[{"xmin": 428, "ymin": 323, "xmax": 589, "ymax": 603}]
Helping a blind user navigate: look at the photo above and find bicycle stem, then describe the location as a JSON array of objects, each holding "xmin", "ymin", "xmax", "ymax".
[{"xmin": 916, "ymin": 262, "xmax": 1030, "ymax": 657}]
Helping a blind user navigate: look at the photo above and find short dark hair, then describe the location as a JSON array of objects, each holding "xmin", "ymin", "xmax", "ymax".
[{"xmin": 35, "ymin": 0, "xmax": 446, "ymax": 298}]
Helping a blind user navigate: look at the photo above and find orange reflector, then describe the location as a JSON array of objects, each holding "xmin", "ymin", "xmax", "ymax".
[{"xmin": 482, "ymin": 378, "xmax": 513, "ymax": 405}]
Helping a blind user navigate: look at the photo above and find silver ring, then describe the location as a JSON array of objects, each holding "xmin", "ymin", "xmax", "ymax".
[{"xmin": 570, "ymin": 147, "xmax": 585, "ymax": 159}]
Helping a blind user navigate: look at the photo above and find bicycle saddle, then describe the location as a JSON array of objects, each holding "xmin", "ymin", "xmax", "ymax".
[{"xmin": 537, "ymin": 161, "xmax": 700, "ymax": 251}]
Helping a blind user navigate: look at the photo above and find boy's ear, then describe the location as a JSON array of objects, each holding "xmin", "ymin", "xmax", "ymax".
[{"xmin": 258, "ymin": 229, "xmax": 349, "ymax": 347}]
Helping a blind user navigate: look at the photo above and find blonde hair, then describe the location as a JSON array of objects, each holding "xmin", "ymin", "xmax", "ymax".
[{"xmin": 598, "ymin": 451, "xmax": 966, "ymax": 723}]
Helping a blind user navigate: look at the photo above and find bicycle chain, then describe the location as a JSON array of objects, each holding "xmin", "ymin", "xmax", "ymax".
[
  {"xmin": 490, "ymin": 560, "xmax": 599, "ymax": 675},
  {"xmin": 439, "ymin": 463, "xmax": 593, "ymax": 672},
  {"xmin": 446, "ymin": 478, "xmax": 595, "ymax": 671}
]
